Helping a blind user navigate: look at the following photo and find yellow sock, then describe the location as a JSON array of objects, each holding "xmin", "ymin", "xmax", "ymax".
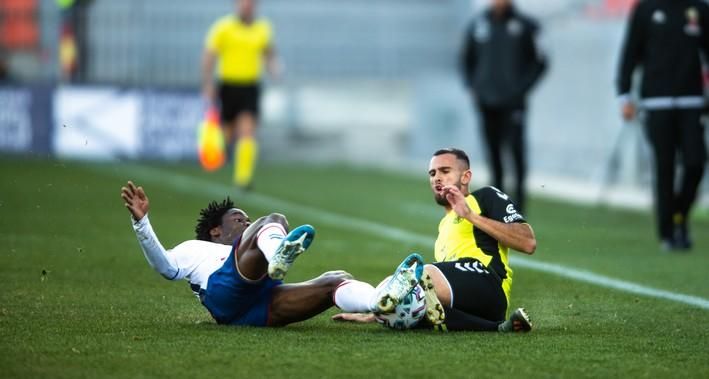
[
  {"xmin": 234, "ymin": 137, "xmax": 258, "ymax": 187},
  {"xmin": 673, "ymin": 212, "xmax": 684, "ymax": 225}
]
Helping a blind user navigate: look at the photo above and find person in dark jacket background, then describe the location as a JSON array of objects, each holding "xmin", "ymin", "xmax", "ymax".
[
  {"xmin": 461, "ymin": 0, "xmax": 547, "ymax": 214},
  {"xmin": 617, "ymin": 0, "xmax": 709, "ymax": 251}
]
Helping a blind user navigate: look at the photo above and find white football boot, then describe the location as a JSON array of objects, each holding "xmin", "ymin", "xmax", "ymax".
[
  {"xmin": 371, "ymin": 253, "xmax": 424, "ymax": 314},
  {"xmin": 267, "ymin": 224, "xmax": 315, "ymax": 280}
]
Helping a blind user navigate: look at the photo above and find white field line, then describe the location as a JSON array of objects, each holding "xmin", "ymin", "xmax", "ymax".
[{"xmin": 111, "ymin": 164, "xmax": 709, "ymax": 310}]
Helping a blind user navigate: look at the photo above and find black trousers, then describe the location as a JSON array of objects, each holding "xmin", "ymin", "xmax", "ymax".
[
  {"xmin": 644, "ymin": 109, "xmax": 707, "ymax": 240},
  {"xmin": 478, "ymin": 105, "xmax": 527, "ymax": 212}
]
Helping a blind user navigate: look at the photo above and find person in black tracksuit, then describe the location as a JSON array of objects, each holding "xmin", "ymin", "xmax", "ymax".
[
  {"xmin": 461, "ymin": 0, "xmax": 547, "ymax": 214},
  {"xmin": 617, "ymin": 0, "xmax": 709, "ymax": 250}
]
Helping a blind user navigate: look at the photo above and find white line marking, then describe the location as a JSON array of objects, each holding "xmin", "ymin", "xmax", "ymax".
[
  {"xmin": 512, "ymin": 258, "xmax": 709, "ymax": 310},
  {"xmin": 112, "ymin": 164, "xmax": 709, "ymax": 310}
]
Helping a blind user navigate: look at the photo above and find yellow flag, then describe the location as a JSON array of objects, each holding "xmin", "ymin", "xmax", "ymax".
[
  {"xmin": 59, "ymin": 26, "xmax": 77, "ymax": 77},
  {"xmin": 197, "ymin": 106, "xmax": 225, "ymax": 171}
]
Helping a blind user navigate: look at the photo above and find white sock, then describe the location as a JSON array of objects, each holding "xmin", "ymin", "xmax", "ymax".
[
  {"xmin": 256, "ymin": 223, "xmax": 287, "ymax": 263},
  {"xmin": 333, "ymin": 280, "xmax": 378, "ymax": 313}
]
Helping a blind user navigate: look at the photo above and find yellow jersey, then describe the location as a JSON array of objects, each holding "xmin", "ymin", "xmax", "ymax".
[
  {"xmin": 434, "ymin": 187, "xmax": 526, "ymax": 304},
  {"xmin": 205, "ymin": 15, "xmax": 272, "ymax": 84}
]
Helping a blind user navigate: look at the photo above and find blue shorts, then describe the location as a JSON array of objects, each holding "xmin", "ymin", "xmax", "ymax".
[{"xmin": 201, "ymin": 243, "xmax": 282, "ymax": 326}]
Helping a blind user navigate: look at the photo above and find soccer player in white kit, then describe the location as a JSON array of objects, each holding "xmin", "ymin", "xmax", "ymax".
[{"xmin": 121, "ymin": 181, "xmax": 423, "ymax": 327}]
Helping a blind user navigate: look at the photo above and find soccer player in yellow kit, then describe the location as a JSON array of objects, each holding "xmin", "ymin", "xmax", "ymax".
[
  {"xmin": 201, "ymin": 0, "xmax": 279, "ymax": 189},
  {"xmin": 421, "ymin": 147, "xmax": 536, "ymax": 331},
  {"xmin": 334, "ymin": 148, "xmax": 536, "ymax": 332}
]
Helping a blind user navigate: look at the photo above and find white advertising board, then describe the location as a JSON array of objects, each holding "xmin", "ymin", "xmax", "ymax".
[{"xmin": 53, "ymin": 87, "xmax": 140, "ymax": 160}]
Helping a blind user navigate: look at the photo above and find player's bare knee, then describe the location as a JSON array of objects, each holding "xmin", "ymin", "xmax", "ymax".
[
  {"xmin": 315, "ymin": 270, "xmax": 352, "ymax": 289},
  {"xmin": 262, "ymin": 213, "xmax": 289, "ymax": 229},
  {"xmin": 247, "ymin": 213, "xmax": 288, "ymax": 232}
]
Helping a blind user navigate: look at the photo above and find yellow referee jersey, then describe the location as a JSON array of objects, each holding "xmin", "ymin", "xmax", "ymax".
[
  {"xmin": 205, "ymin": 15, "xmax": 272, "ymax": 84},
  {"xmin": 434, "ymin": 187, "xmax": 525, "ymax": 304}
]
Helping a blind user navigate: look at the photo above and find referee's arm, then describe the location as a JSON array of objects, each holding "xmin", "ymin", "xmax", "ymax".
[{"xmin": 201, "ymin": 49, "xmax": 218, "ymax": 102}]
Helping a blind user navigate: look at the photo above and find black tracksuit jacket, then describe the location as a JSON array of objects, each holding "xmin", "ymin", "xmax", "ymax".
[
  {"xmin": 461, "ymin": 6, "xmax": 547, "ymax": 109},
  {"xmin": 617, "ymin": 0, "xmax": 709, "ymax": 107}
]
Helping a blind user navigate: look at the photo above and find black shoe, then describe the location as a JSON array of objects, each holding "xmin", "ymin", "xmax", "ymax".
[
  {"xmin": 660, "ymin": 239, "xmax": 675, "ymax": 252},
  {"xmin": 660, "ymin": 238, "xmax": 690, "ymax": 253},
  {"xmin": 673, "ymin": 223, "xmax": 692, "ymax": 250},
  {"xmin": 498, "ymin": 308, "xmax": 533, "ymax": 333}
]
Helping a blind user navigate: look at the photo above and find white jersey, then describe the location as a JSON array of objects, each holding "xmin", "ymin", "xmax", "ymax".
[{"xmin": 132, "ymin": 215, "xmax": 232, "ymax": 296}]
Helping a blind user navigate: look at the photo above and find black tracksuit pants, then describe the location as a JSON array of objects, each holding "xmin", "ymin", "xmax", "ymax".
[
  {"xmin": 478, "ymin": 105, "xmax": 527, "ymax": 213},
  {"xmin": 644, "ymin": 108, "xmax": 707, "ymax": 241}
]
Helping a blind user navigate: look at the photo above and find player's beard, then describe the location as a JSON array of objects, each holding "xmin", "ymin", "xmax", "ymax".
[
  {"xmin": 433, "ymin": 179, "xmax": 462, "ymax": 207},
  {"xmin": 434, "ymin": 192, "xmax": 449, "ymax": 207}
]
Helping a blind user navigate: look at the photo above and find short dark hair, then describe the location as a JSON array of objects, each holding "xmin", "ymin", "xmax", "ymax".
[
  {"xmin": 433, "ymin": 148, "xmax": 470, "ymax": 169},
  {"xmin": 195, "ymin": 198, "xmax": 235, "ymax": 241}
]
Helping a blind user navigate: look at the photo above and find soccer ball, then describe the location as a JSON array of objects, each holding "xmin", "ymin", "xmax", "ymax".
[{"xmin": 374, "ymin": 281, "xmax": 426, "ymax": 330}]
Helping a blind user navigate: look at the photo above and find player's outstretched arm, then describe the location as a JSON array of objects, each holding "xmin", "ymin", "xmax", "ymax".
[
  {"xmin": 121, "ymin": 181, "xmax": 150, "ymax": 221},
  {"xmin": 121, "ymin": 181, "xmax": 180, "ymax": 280},
  {"xmin": 443, "ymin": 185, "xmax": 536, "ymax": 254},
  {"xmin": 332, "ymin": 313, "xmax": 376, "ymax": 323},
  {"xmin": 469, "ymin": 215, "xmax": 536, "ymax": 254}
]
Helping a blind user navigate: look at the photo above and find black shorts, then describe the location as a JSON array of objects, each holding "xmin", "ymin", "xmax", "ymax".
[
  {"xmin": 432, "ymin": 258, "xmax": 508, "ymax": 322},
  {"xmin": 218, "ymin": 82, "xmax": 261, "ymax": 123}
]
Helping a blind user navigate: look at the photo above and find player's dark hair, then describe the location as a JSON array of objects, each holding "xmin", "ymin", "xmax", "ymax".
[
  {"xmin": 433, "ymin": 148, "xmax": 470, "ymax": 169},
  {"xmin": 195, "ymin": 198, "xmax": 235, "ymax": 241}
]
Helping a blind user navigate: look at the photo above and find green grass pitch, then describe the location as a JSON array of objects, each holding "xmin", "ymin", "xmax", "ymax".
[{"xmin": 1, "ymin": 157, "xmax": 708, "ymax": 378}]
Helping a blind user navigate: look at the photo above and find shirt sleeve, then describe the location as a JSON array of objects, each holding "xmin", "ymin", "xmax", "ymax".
[
  {"xmin": 205, "ymin": 18, "xmax": 224, "ymax": 53},
  {"xmin": 460, "ymin": 21, "xmax": 477, "ymax": 89},
  {"xmin": 474, "ymin": 186, "xmax": 526, "ymax": 224},
  {"xmin": 701, "ymin": 3, "xmax": 709, "ymax": 58},
  {"xmin": 517, "ymin": 18, "xmax": 547, "ymax": 96},
  {"xmin": 131, "ymin": 215, "xmax": 181, "ymax": 280},
  {"xmin": 617, "ymin": 2, "xmax": 646, "ymax": 97},
  {"xmin": 263, "ymin": 20, "xmax": 273, "ymax": 47}
]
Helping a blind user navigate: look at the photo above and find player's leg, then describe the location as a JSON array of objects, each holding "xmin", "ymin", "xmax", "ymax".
[
  {"xmin": 430, "ymin": 306, "xmax": 531, "ymax": 333},
  {"xmin": 433, "ymin": 306, "xmax": 500, "ymax": 331},
  {"xmin": 267, "ymin": 224, "xmax": 315, "ymax": 280},
  {"xmin": 268, "ymin": 271, "xmax": 353, "ymax": 326},
  {"xmin": 674, "ymin": 108, "xmax": 707, "ymax": 248},
  {"xmin": 644, "ymin": 110, "xmax": 677, "ymax": 246},
  {"xmin": 417, "ymin": 266, "xmax": 498, "ymax": 331},
  {"xmin": 218, "ymin": 83, "xmax": 239, "ymax": 158},
  {"xmin": 200, "ymin": 216, "xmax": 316, "ymax": 326},
  {"xmin": 333, "ymin": 253, "xmax": 424, "ymax": 314},
  {"xmin": 234, "ymin": 213, "xmax": 288, "ymax": 280},
  {"xmin": 424, "ymin": 260, "xmax": 510, "ymax": 331},
  {"xmin": 234, "ymin": 84, "xmax": 260, "ymax": 189},
  {"xmin": 480, "ymin": 106, "xmax": 505, "ymax": 191},
  {"xmin": 236, "ymin": 214, "xmax": 314, "ymax": 281},
  {"xmin": 420, "ymin": 265, "xmax": 448, "ymax": 325}
]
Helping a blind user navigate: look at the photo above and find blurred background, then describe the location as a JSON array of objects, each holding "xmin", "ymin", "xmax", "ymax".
[{"xmin": 0, "ymin": 0, "xmax": 707, "ymax": 212}]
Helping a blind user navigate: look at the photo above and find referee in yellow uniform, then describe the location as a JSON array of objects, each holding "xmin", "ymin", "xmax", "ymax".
[{"xmin": 201, "ymin": 0, "xmax": 279, "ymax": 189}]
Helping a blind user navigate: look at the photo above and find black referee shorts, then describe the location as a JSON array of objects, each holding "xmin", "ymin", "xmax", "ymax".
[
  {"xmin": 218, "ymin": 82, "xmax": 261, "ymax": 123},
  {"xmin": 432, "ymin": 258, "xmax": 508, "ymax": 322}
]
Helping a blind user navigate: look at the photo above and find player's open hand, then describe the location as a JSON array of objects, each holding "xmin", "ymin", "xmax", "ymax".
[
  {"xmin": 442, "ymin": 185, "xmax": 472, "ymax": 219},
  {"xmin": 121, "ymin": 181, "xmax": 150, "ymax": 221},
  {"xmin": 332, "ymin": 313, "xmax": 376, "ymax": 323}
]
